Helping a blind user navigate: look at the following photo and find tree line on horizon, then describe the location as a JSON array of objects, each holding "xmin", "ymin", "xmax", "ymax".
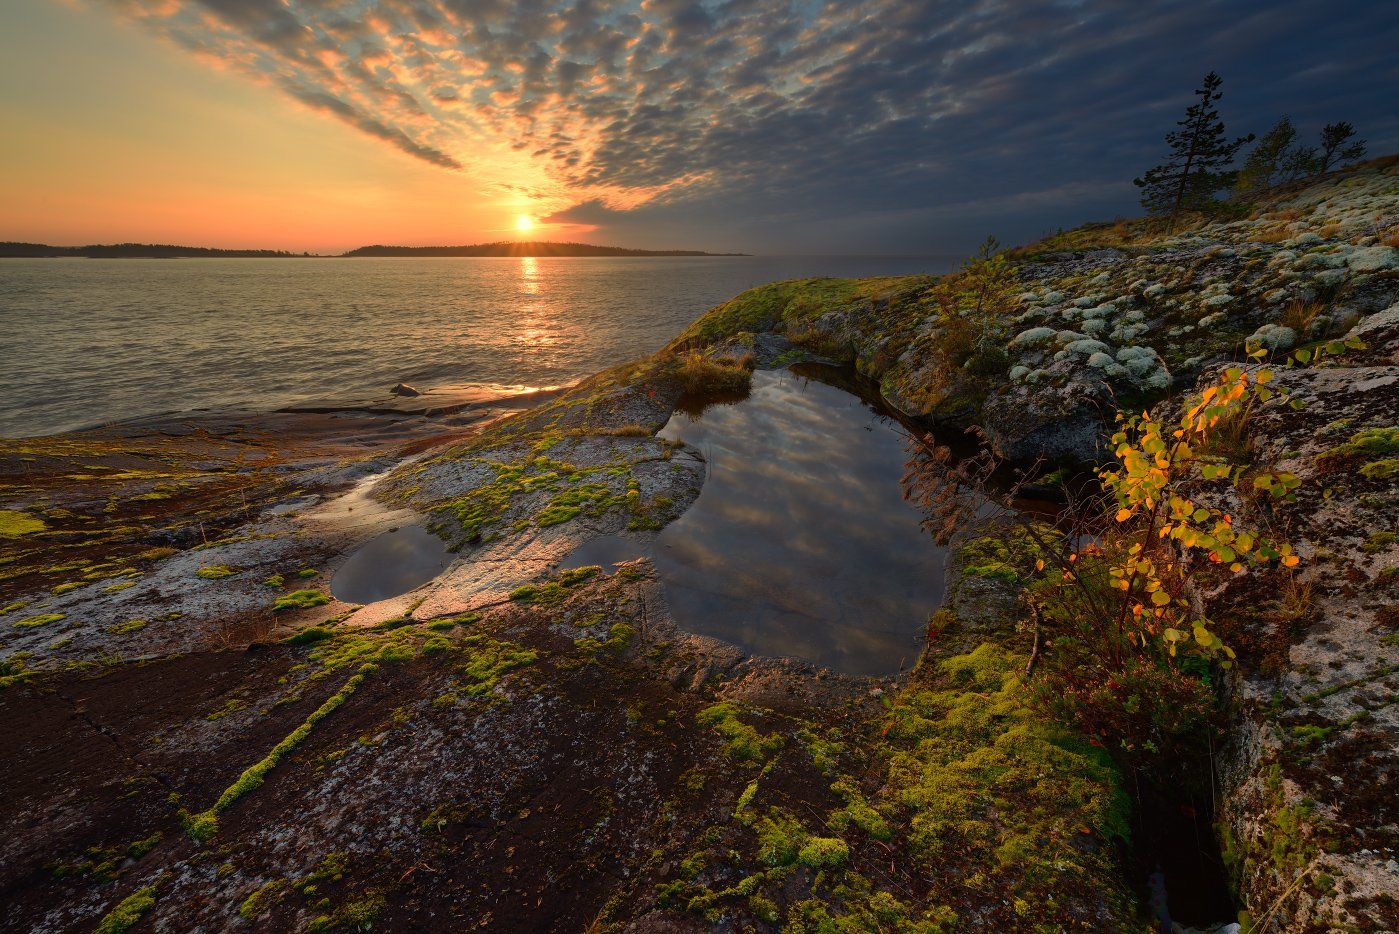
[{"xmin": 1134, "ymin": 71, "xmax": 1368, "ymax": 228}]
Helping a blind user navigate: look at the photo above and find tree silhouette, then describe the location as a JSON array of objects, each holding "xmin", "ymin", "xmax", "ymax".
[
  {"xmin": 1134, "ymin": 72, "xmax": 1253, "ymax": 227},
  {"xmin": 1235, "ymin": 117, "xmax": 1299, "ymax": 193},
  {"xmin": 1315, "ymin": 121, "xmax": 1367, "ymax": 174}
]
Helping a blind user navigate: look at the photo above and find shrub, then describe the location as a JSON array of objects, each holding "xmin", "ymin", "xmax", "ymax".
[{"xmin": 906, "ymin": 359, "xmax": 1318, "ymax": 780}]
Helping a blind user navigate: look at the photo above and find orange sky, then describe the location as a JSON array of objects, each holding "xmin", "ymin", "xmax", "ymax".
[{"xmin": 0, "ymin": 1, "xmax": 568, "ymax": 253}]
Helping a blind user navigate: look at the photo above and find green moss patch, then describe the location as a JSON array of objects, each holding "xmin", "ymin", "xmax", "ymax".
[
  {"xmin": 1318, "ymin": 427, "xmax": 1399, "ymax": 469},
  {"xmin": 696, "ymin": 703, "xmax": 785, "ymax": 763},
  {"xmin": 509, "ymin": 566, "xmax": 599, "ymax": 606},
  {"xmin": 93, "ymin": 881, "xmax": 160, "ymax": 934},
  {"xmin": 13, "ymin": 613, "xmax": 64, "ymax": 629},
  {"xmin": 272, "ymin": 589, "xmax": 330, "ymax": 612},
  {"xmin": 0, "ymin": 510, "xmax": 46, "ymax": 539}
]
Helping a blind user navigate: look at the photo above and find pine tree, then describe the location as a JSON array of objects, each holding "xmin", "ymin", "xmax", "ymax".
[
  {"xmin": 1316, "ymin": 121, "xmax": 1367, "ymax": 174},
  {"xmin": 1134, "ymin": 72, "xmax": 1253, "ymax": 226},
  {"xmin": 1235, "ymin": 116, "xmax": 1298, "ymax": 193}
]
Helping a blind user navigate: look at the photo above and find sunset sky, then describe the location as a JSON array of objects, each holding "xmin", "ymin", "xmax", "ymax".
[{"xmin": 2, "ymin": 0, "xmax": 1395, "ymax": 254}]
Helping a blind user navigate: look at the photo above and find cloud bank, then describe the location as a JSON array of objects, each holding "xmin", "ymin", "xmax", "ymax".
[{"xmin": 96, "ymin": 0, "xmax": 1399, "ymax": 250}]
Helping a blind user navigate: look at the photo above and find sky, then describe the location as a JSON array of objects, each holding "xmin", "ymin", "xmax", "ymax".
[{"xmin": 1, "ymin": 0, "xmax": 1395, "ymax": 255}]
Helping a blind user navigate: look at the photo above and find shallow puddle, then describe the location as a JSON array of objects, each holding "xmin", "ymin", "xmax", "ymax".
[
  {"xmin": 565, "ymin": 367, "xmax": 951, "ymax": 676},
  {"xmin": 331, "ymin": 523, "xmax": 454, "ymax": 605}
]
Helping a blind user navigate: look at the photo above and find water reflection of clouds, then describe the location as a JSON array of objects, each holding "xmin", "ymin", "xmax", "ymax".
[{"xmin": 568, "ymin": 371, "xmax": 952, "ymax": 676}]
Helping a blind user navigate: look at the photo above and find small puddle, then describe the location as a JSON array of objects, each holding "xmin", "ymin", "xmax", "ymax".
[
  {"xmin": 331, "ymin": 523, "xmax": 454, "ymax": 605},
  {"xmin": 565, "ymin": 367, "xmax": 951, "ymax": 676}
]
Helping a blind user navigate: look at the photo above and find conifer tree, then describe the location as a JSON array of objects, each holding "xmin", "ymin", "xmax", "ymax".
[
  {"xmin": 1315, "ymin": 121, "xmax": 1367, "ymax": 174},
  {"xmin": 1235, "ymin": 116, "xmax": 1298, "ymax": 193},
  {"xmin": 1134, "ymin": 72, "xmax": 1253, "ymax": 226}
]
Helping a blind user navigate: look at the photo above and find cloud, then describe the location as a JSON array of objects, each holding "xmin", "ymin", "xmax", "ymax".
[
  {"xmin": 92, "ymin": 0, "xmax": 1399, "ymax": 250},
  {"xmin": 281, "ymin": 83, "xmax": 463, "ymax": 169}
]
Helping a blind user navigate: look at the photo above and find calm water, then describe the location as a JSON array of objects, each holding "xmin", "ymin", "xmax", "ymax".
[
  {"xmin": 0, "ymin": 255, "xmax": 948, "ymax": 437},
  {"xmin": 566, "ymin": 369, "xmax": 949, "ymax": 676},
  {"xmin": 330, "ymin": 523, "xmax": 452, "ymax": 605}
]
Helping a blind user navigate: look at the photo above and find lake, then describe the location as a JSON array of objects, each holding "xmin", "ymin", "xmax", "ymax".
[{"xmin": 0, "ymin": 255, "xmax": 951, "ymax": 437}]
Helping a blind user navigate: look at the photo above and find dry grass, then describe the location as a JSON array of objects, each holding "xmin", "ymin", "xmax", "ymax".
[
  {"xmin": 1382, "ymin": 229, "xmax": 1399, "ymax": 249},
  {"xmin": 1281, "ymin": 300, "xmax": 1326, "ymax": 335},
  {"xmin": 589, "ymin": 424, "xmax": 652, "ymax": 437},
  {"xmin": 1253, "ymin": 225, "xmax": 1294, "ymax": 244},
  {"xmin": 1203, "ymin": 405, "xmax": 1255, "ymax": 464},
  {"xmin": 785, "ymin": 324, "xmax": 854, "ymax": 361},
  {"xmin": 674, "ymin": 350, "xmax": 754, "ymax": 395},
  {"xmin": 1277, "ymin": 575, "xmax": 1315, "ymax": 622}
]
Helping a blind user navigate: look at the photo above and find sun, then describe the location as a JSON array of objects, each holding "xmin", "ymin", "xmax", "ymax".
[{"xmin": 515, "ymin": 214, "xmax": 534, "ymax": 233}]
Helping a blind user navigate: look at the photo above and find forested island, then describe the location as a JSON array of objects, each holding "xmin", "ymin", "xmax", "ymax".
[
  {"xmin": 0, "ymin": 240, "xmax": 744, "ymax": 259},
  {"xmin": 341, "ymin": 241, "xmax": 746, "ymax": 257}
]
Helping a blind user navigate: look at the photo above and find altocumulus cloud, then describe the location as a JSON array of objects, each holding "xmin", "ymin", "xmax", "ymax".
[{"xmin": 95, "ymin": 0, "xmax": 1398, "ymax": 251}]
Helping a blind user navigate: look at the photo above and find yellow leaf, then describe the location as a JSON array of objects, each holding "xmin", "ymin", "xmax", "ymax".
[
  {"xmin": 1115, "ymin": 508, "xmax": 1132, "ymax": 522},
  {"xmin": 1150, "ymin": 589, "xmax": 1171, "ymax": 606}
]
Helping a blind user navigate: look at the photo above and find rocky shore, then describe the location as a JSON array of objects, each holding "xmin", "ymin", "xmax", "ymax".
[{"xmin": 0, "ymin": 158, "xmax": 1394, "ymax": 932}]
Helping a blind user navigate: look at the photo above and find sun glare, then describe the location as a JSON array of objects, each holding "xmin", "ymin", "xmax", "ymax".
[{"xmin": 515, "ymin": 214, "xmax": 534, "ymax": 233}]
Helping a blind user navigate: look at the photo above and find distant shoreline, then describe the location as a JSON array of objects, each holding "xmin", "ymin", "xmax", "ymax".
[{"xmin": 0, "ymin": 240, "xmax": 748, "ymax": 259}]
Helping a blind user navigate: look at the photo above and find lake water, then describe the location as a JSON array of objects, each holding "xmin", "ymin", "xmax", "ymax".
[
  {"xmin": 566, "ymin": 368, "xmax": 948, "ymax": 676},
  {"xmin": 0, "ymin": 255, "xmax": 949, "ymax": 437}
]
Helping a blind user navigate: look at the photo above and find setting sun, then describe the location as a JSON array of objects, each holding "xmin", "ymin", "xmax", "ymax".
[{"xmin": 515, "ymin": 215, "xmax": 534, "ymax": 233}]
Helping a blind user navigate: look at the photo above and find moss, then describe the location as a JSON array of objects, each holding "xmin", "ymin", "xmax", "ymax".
[
  {"xmin": 1362, "ymin": 531, "xmax": 1399, "ymax": 554},
  {"xmin": 13, "ymin": 613, "xmax": 64, "ymax": 629},
  {"xmin": 194, "ymin": 564, "xmax": 238, "ymax": 580},
  {"xmin": 754, "ymin": 809, "xmax": 808, "ymax": 866},
  {"xmin": 185, "ymin": 663, "xmax": 376, "ymax": 838},
  {"xmin": 575, "ymin": 622, "xmax": 635, "ymax": 657},
  {"xmin": 297, "ymin": 568, "xmax": 319, "ymax": 578},
  {"xmin": 1359, "ymin": 459, "xmax": 1399, "ymax": 479},
  {"xmin": 239, "ymin": 878, "xmax": 286, "ymax": 920},
  {"xmin": 696, "ymin": 703, "xmax": 785, "ymax": 763},
  {"xmin": 126, "ymin": 832, "xmax": 162, "ymax": 860},
  {"xmin": 874, "ymin": 641, "xmax": 1129, "ymax": 902},
  {"xmin": 285, "ymin": 625, "xmax": 334, "ymax": 645},
  {"xmin": 204, "ymin": 698, "xmax": 249, "ymax": 721},
  {"xmin": 956, "ymin": 526, "xmax": 1052, "ymax": 585},
  {"xmin": 306, "ymin": 893, "xmax": 386, "ymax": 932},
  {"xmin": 797, "ymin": 837, "xmax": 849, "ymax": 868},
  {"xmin": 432, "ymin": 454, "xmax": 602, "ymax": 544},
  {"xmin": 509, "ymin": 566, "xmax": 599, "ymax": 606},
  {"xmin": 667, "ymin": 276, "xmax": 931, "ymax": 350},
  {"xmin": 1317, "ymin": 427, "xmax": 1399, "ymax": 469},
  {"xmin": 264, "ymin": 574, "xmax": 286, "ymax": 588},
  {"xmin": 106, "ymin": 619, "xmax": 148, "ymax": 635},
  {"xmin": 0, "ymin": 509, "xmax": 46, "ymax": 539},
  {"xmin": 272, "ymin": 589, "xmax": 330, "ymax": 612},
  {"xmin": 828, "ymin": 779, "xmax": 892, "ymax": 840},
  {"xmin": 93, "ymin": 882, "xmax": 159, "ymax": 934},
  {"xmin": 457, "ymin": 634, "xmax": 538, "ymax": 695}
]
